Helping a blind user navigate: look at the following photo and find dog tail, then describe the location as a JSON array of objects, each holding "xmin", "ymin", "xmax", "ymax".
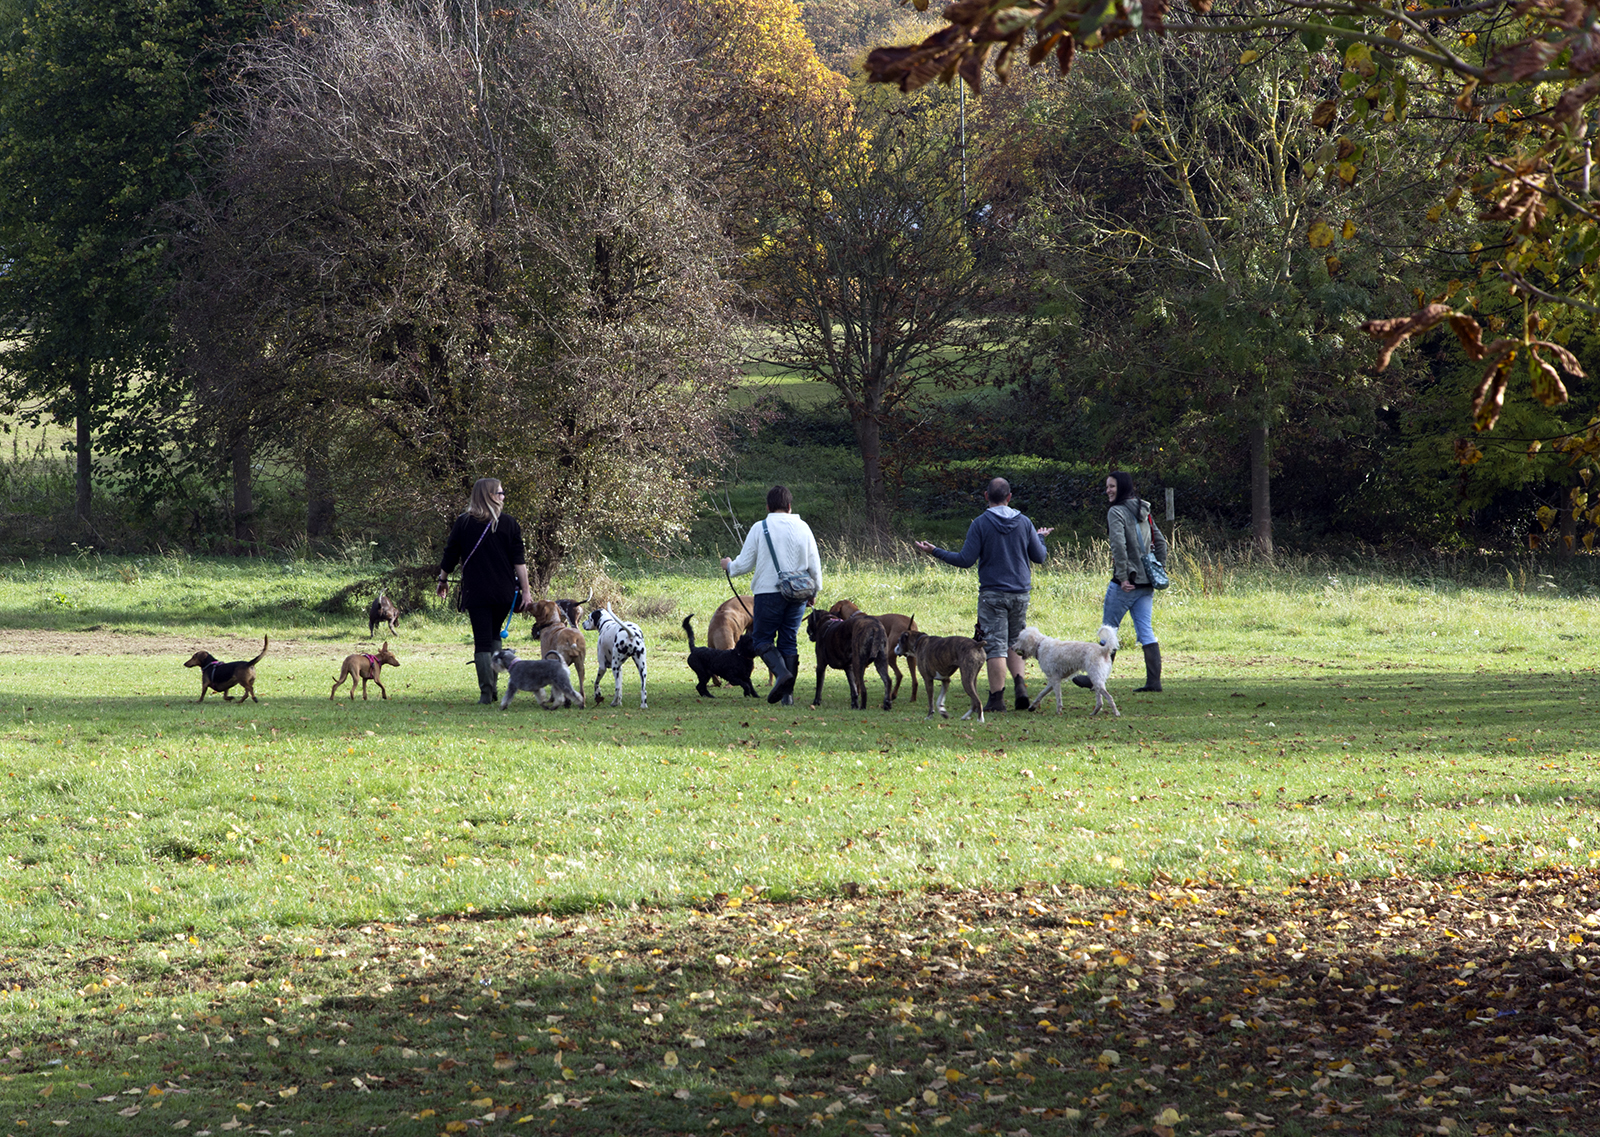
[
  {"xmin": 249, "ymin": 635, "xmax": 269, "ymax": 666},
  {"xmin": 681, "ymin": 614, "xmax": 697, "ymax": 652}
]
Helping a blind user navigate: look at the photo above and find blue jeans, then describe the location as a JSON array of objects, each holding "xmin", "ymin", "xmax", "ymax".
[
  {"xmin": 751, "ymin": 592, "xmax": 805, "ymax": 655},
  {"xmin": 1102, "ymin": 581, "xmax": 1156, "ymax": 647}
]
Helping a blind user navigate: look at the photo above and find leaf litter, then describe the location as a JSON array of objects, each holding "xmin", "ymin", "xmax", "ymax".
[{"xmin": 0, "ymin": 869, "xmax": 1596, "ymax": 1133}]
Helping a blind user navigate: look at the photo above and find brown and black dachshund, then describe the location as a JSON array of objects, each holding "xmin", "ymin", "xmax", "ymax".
[{"xmin": 184, "ymin": 636, "xmax": 268, "ymax": 703}]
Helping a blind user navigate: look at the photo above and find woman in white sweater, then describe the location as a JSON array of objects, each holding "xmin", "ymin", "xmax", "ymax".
[{"xmin": 721, "ymin": 485, "xmax": 823, "ymax": 704}]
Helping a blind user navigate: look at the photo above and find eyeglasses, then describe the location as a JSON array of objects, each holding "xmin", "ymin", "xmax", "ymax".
[{"xmin": 491, "ymin": 490, "xmax": 505, "ymax": 497}]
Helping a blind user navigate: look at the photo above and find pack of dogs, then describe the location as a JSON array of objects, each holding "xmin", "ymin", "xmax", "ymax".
[{"xmin": 182, "ymin": 587, "xmax": 1124, "ymax": 717}]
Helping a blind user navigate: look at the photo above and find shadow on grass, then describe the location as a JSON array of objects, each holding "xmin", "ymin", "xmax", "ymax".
[{"xmin": 0, "ymin": 870, "xmax": 1590, "ymax": 1134}]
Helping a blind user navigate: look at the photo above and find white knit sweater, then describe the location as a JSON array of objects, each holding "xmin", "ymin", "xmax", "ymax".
[{"xmin": 725, "ymin": 512, "xmax": 823, "ymax": 596}]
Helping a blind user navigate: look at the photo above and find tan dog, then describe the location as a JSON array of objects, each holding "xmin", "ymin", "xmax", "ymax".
[
  {"xmin": 184, "ymin": 636, "xmax": 269, "ymax": 704},
  {"xmin": 895, "ymin": 628, "xmax": 984, "ymax": 722},
  {"xmin": 829, "ymin": 599, "xmax": 918, "ymax": 703},
  {"xmin": 331, "ymin": 642, "xmax": 401, "ymax": 701},
  {"xmin": 805, "ymin": 608, "xmax": 892, "ymax": 711},
  {"xmin": 539, "ymin": 623, "xmax": 587, "ymax": 700},
  {"xmin": 707, "ymin": 593, "xmax": 756, "ymax": 687},
  {"xmin": 528, "ymin": 599, "xmax": 565, "ymax": 636}
]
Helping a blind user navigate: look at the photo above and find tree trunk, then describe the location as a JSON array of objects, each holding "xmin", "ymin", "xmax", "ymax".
[
  {"xmin": 305, "ymin": 432, "xmax": 335, "ymax": 539},
  {"xmin": 852, "ymin": 410, "xmax": 892, "ymax": 553},
  {"xmin": 527, "ymin": 513, "xmax": 564, "ymax": 596},
  {"xmin": 231, "ymin": 426, "xmax": 256, "ymax": 554},
  {"xmin": 1249, "ymin": 416, "xmax": 1273, "ymax": 559},
  {"xmin": 73, "ymin": 366, "xmax": 92, "ymax": 530}
]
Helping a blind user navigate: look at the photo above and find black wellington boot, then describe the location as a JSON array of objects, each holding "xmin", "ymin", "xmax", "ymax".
[
  {"xmin": 473, "ymin": 652, "xmax": 499, "ymax": 705},
  {"xmin": 1013, "ymin": 675, "xmax": 1031, "ymax": 711},
  {"xmin": 1133, "ymin": 642, "xmax": 1162, "ymax": 692},
  {"xmin": 983, "ymin": 690, "xmax": 1007, "ymax": 714},
  {"xmin": 780, "ymin": 654, "xmax": 799, "ymax": 705},
  {"xmin": 764, "ymin": 649, "xmax": 796, "ymax": 704},
  {"xmin": 1071, "ymin": 675, "xmax": 1092, "ymax": 689}
]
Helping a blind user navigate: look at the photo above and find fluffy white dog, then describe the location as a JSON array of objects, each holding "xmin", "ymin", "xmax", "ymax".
[{"xmin": 1014, "ymin": 624, "xmax": 1119, "ymax": 716}]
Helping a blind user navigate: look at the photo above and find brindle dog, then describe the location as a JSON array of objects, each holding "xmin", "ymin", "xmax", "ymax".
[
  {"xmin": 829, "ymin": 599, "xmax": 918, "ymax": 703},
  {"xmin": 805, "ymin": 609, "xmax": 892, "ymax": 711}
]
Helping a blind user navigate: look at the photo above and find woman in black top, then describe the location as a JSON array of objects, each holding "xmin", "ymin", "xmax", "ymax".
[{"xmin": 436, "ymin": 478, "xmax": 534, "ymax": 703}]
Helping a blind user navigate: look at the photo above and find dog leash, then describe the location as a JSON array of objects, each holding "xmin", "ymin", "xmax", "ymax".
[
  {"xmin": 500, "ymin": 589, "xmax": 520, "ymax": 640},
  {"xmin": 723, "ymin": 566, "xmax": 755, "ymax": 622}
]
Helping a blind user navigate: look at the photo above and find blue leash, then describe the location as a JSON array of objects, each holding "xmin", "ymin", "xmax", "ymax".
[{"xmin": 500, "ymin": 589, "xmax": 519, "ymax": 639}]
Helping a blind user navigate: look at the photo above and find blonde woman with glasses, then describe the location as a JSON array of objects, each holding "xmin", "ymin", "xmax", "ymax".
[{"xmin": 437, "ymin": 478, "xmax": 533, "ymax": 703}]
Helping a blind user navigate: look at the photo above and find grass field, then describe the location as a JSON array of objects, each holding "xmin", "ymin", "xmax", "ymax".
[{"xmin": 0, "ymin": 550, "xmax": 1596, "ymax": 1135}]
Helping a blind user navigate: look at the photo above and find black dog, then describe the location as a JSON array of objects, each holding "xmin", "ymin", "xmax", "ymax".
[
  {"xmin": 682, "ymin": 615, "xmax": 758, "ymax": 698},
  {"xmin": 368, "ymin": 591, "xmax": 399, "ymax": 638}
]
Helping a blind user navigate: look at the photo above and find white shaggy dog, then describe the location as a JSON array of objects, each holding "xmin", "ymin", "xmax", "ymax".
[
  {"xmin": 581, "ymin": 605, "xmax": 648, "ymax": 709},
  {"xmin": 1014, "ymin": 624, "xmax": 1120, "ymax": 716}
]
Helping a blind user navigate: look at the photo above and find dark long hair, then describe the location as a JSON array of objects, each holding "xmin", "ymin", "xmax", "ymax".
[{"xmin": 1109, "ymin": 471, "xmax": 1137, "ymax": 506}]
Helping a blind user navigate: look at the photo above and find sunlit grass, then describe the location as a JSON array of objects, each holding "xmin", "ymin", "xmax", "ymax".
[{"xmin": 1, "ymin": 552, "xmax": 1597, "ymax": 951}]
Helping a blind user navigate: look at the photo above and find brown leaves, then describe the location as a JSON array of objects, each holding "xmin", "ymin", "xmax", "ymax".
[
  {"xmin": 1485, "ymin": 39, "xmax": 1563, "ymax": 82},
  {"xmin": 1470, "ymin": 344, "xmax": 1517, "ymax": 430},
  {"xmin": 865, "ymin": 0, "xmax": 1171, "ymax": 90},
  {"xmin": 1359, "ymin": 304, "xmax": 1457, "ymax": 372}
]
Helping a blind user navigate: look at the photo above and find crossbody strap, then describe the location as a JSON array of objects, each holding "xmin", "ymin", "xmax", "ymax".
[
  {"xmin": 1125, "ymin": 503, "xmax": 1151, "ymax": 558},
  {"xmin": 761, "ymin": 520, "xmax": 788, "ymax": 574}
]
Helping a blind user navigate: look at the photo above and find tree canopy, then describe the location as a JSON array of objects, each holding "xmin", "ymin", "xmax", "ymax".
[{"xmin": 864, "ymin": 0, "xmax": 1600, "ymax": 438}]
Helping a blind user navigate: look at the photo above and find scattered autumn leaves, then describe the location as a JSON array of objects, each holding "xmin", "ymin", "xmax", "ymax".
[{"xmin": 1, "ymin": 867, "xmax": 1595, "ymax": 1134}]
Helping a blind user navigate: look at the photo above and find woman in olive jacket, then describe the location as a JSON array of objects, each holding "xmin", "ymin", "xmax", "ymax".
[{"xmin": 1100, "ymin": 470, "xmax": 1167, "ymax": 692}]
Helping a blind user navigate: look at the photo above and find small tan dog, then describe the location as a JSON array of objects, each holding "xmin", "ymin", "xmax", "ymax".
[
  {"xmin": 331, "ymin": 641, "xmax": 401, "ymax": 700},
  {"xmin": 1014, "ymin": 625, "xmax": 1119, "ymax": 716}
]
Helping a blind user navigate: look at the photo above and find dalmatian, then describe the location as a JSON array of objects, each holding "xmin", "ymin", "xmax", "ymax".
[{"xmin": 581, "ymin": 605, "xmax": 648, "ymax": 709}]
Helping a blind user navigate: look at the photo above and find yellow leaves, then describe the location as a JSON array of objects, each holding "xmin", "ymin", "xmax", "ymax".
[
  {"xmin": 1155, "ymin": 1107, "xmax": 1182, "ymax": 1126},
  {"xmin": 944, "ymin": 1067, "xmax": 963, "ymax": 1083},
  {"xmin": 662, "ymin": 1050, "xmax": 678, "ymax": 1068},
  {"xmin": 277, "ymin": 1086, "xmax": 297, "ymax": 1099},
  {"xmin": 1131, "ymin": 111, "xmax": 1147, "ymax": 132},
  {"xmin": 1341, "ymin": 219, "xmax": 1356, "ymax": 241},
  {"xmin": 1308, "ymin": 222, "xmax": 1335, "ymax": 249},
  {"xmin": 1238, "ymin": 50, "xmax": 1260, "ymax": 66},
  {"xmin": 1338, "ymin": 161, "xmax": 1358, "ymax": 185}
]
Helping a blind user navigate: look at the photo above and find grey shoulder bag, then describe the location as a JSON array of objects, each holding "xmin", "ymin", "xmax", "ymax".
[{"xmin": 762, "ymin": 520, "xmax": 818, "ymax": 602}]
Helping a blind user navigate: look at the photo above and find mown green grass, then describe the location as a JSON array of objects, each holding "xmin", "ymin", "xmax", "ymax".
[
  {"xmin": 1, "ymin": 550, "xmax": 1596, "ymax": 943},
  {"xmin": 1, "ymin": 551, "xmax": 1597, "ymax": 1134}
]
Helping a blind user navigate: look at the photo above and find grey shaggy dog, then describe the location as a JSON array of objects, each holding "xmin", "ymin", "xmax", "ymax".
[{"xmin": 488, "ymin": 648, "xmax": 584, "ymax": 710}]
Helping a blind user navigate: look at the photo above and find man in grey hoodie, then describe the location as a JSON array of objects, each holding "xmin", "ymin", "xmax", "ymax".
[{"xmin": 913, "ymin": 478, "xmax": 1052, "ymax": 712}]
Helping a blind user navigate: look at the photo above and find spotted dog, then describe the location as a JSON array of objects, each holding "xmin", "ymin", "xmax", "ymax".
[{"xmin": 581, "ymin": 605, "xmax": 648, "ymax": 709}]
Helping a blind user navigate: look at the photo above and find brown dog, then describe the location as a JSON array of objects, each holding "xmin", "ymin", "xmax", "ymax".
[
  {"xmin": 539, "ymin": 623, "xmax": 587, "ymax": 699},
  {"xmin": 805, "ymin": 609, "xmax": 892, "ymax": 711},
  {"xmin": 830, "ymin": 599, "xmax": 918, "ymax": 703},
  {"xmin": 528, "ymin": 599, "xmax": 564, "ymax": 636},
  {"xmin": 706, "ymin": 593, "xmax": 756, "ymax": 687},
  {"xmin": 367, "ymin": 591, "xmax": 399, "ymax": 638},
  {"xmin": 895, "ymin": 629, "xmax": 984, "ymax": 722},
  {"xmin": 331, "ymin": 641, "xmax": 401, "ymax": 700},
  {"xmin": 184, "ymin": 636, "xmax": 269, "ymax": 704}
]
